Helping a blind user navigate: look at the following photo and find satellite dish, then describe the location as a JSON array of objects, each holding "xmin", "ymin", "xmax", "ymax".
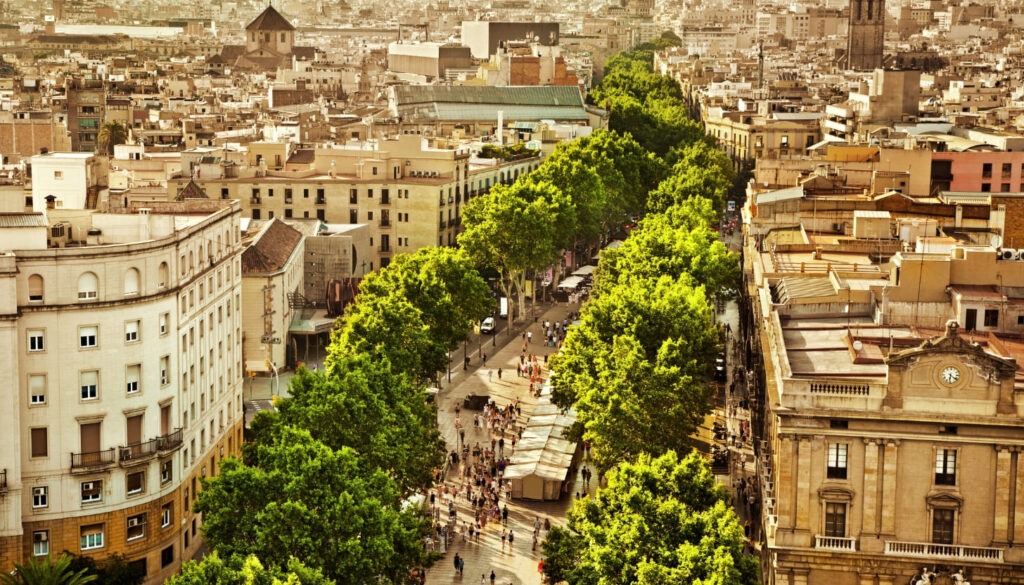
[
  {"xmin": 852, "ymin": 340, "xmax": 863, "ymax": 351},
  {"xmin": 991, "ymin": 234, "xmax": 1004, "ymax": 248}
]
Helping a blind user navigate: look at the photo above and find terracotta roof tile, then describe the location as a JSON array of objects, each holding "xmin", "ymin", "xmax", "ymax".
[
  {"xmin": 242, "ymin": 218, "xmax": 302, "ymax": 274},
  {"xmin": 245, "ymin": 6, "xmax": 295, "ymax": 32}
]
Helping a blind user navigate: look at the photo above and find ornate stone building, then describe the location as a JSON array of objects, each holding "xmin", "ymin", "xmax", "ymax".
[{"xmin": 847, "ymin": 0, "xmax": 884, "ymax": 70}]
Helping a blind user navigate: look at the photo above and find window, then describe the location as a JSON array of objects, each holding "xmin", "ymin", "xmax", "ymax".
[
  {"xmin": 124, "ymin": 268, "xmax": 140, "ymax": 296},
  {"xmin": 984, "ymin": 309, "xmax": 999, "ymax": 328},
  {"xmin": 32, "ymin": 531, "xmax": 49, "ymax": 556},
  {"xmin": 935, "ymin": 448, "xmax": 957, "ymax": 485},
  {"xmin": 349, "ymin": 188, "xmax": 358, "ymax": 204},
  {"xmin": 29, "ymin": 374, "xmax": 46, "ymax": 405},
  {"xmin": 125, "ymin": 320, "xmax": 140, "ymax": 343},
  {"xmin": 80, "ymin": 370, "xmax": 98, "ymax": 400},
  {"xmin": 284, "ymin": 188, "xmax": 293, "ymax": 202},
  {"xmin": 80, "ymin": 524, "xmax": 104, "ymax": 550},
  {"xmin": 160, "ymin": 356, "xmax": 170, "ymax": 386},
  {"xmin": 159, "ymin": 313, "xmax": 169, "ymax": 335},
  {"xmin": 982, "ymin": 162, "xmax": 992, "ymax": 178},
  {"xmin": 79, "ymin": 325, "xmax": 98, "ymax": 348},
  {"xmin": 161, "ymin": 503, "xmax": 173, "ymax": 527},
  {"xmin": 28, "ymin": 274, "xmax": 44, "ymax": 302},
  {"xmin": 827, "ymin": 443, "xmax": 848, "ymax": 479},
  {"xmin": 251, "ymin": 209, "xmax": 261, "ymax": 220},
  {"xmin": 81, "ymin": 480, "xmax": 103, "ymax": 503},
  {"xmin": 932, "ymin": 509, "xmax": 955, "ymax": 544},
  {"xmin": 126, "ymin": 364, "xmax": 141, "ymax": 394},
  {"xmin": 349, "ymin": 209, "xmax": 358, "ymax": 223},
  {"xmin": 30, "ymin": 428, "xmax": 47, "ymax": 458},
  {"xmin": 982, "ymin": 183, "xmax": 991, "ymax": 192},
  {"xmin": 161, "ymin": 459, "xmax": 172, "ymax": 484},
  {"xmin": 127, "ymin": 513, "xmax": 146, "ymax": 541},
  {"xmin": 824, "ymin": 502, "xmax": 847, "ymax": 537},
  {"xmin": 78, "ymin": 272, "xmax": 99, "ymax": 300},
  {"xmin": 54, "ymin": 170, "xmax": 63, "ymax": 180},
  {"xmin": 161, "ymin": 545, "xmax": 174, "ymax": 568},
  {"xmin": 32, "ymin": 486, "xmax": 48, "ymax": 509},
  {"xmin": 28, "ymin": 329, "xmax": 44, "ymax": 352}
]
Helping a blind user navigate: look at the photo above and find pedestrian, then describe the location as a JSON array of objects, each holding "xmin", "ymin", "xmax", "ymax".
[
  {"xmin": 502, "ymin": 504, "xmax": 508, "ymax": 524},
  {"xmin": 508, "ymin": 529, "xmax": 514, "ymax": 549},
  {"xmin": 458, "ymin": 556, "xmax": 465, "ymax": 575},
  {"xmin": 481, "ymin": 574, "xmax": 486, "ymax": 584},
  {"xmin": 497, "ymin": 368, "xmax": 502, "ymax": 380},
  {"xmin": 488, "ymin": 369, "xmax": 492, "ymax": 381},
  {"xmin": 490, "ymin": 570, "xmax": 496, "ymax": 585},
  {"xmin": 454, "ymin": 553, "xmax": 461, "ymax": 574},
  {"xmin": 527, "ymin": 331, "xmax": 533, "ymax": 343},
  {"xmin": 532, "ymin": 532, "xmax": 538, "ymax": 551},
  {"xmin": 501, "ymin": 529, "xmax": 507, "ymax": 549}
]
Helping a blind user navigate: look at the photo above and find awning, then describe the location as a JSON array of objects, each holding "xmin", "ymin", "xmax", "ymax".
[
  {"xmin": 288, "ymin": 309, "xmax": 337, "ymax": 335},
  {"xmin": 572, "ymin": 265, "xmax": 596, "ymax": 276},
  {"xmin": 557, "ymin": 276, "xmax": 584, "ymax": 290},
  {"xmin": 807, "ymin": 135, "xmax": 845, "ymax": 150}
]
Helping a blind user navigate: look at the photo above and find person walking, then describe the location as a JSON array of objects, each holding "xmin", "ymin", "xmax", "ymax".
[
  {"xmin": 497, "ymin": 368, "xmax": 502, "ymax": 380},
  {"xmin": 508, "ymin": 529, "xmax": 514, "ymax": 550},
  {"xmin": 490, "ymin": 570, "xmax": 496, "ymax": 585},
  {"xmin": 454, "ymin": 553, "xmax": 462, "ymax": 575}
]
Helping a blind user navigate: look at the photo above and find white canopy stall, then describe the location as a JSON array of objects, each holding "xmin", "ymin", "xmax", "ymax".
[{"xmin": 505, "ymin": 390, "xmax": 579, "ymax": 500}]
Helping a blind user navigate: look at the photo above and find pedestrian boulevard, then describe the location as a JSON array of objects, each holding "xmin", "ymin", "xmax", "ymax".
[{"xmin": 428, "ymin": 301, "xmax": 591, "ymax": 584}]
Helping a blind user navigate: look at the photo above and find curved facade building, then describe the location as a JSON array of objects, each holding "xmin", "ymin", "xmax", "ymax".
[{"xmin": 0, "ymin": 199, "xmax": 244, "ymax": 583}]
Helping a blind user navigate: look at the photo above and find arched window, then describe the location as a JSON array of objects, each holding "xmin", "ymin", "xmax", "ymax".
[
  {"xmin": 78, "ymin": 272, "xmax": 99, "ymax": 300},
  {"xmin": 28, "ymin": 274, "xmax": 44, "ymax": 302},
  {"xmin": 158, "ymin": 262, "xmax": 169, "ymax": 288},
  {"xmin": 124, "ymin": 268, "xmax": 140, "ymax": 296}
]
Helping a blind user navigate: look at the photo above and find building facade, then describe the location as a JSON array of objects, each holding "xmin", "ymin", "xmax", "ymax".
[
  {"xmin": 847, "ymin": 0, "xmax": 885, "ymax": 70},
  {"xmin": 0, "ymin": 199, "xmax": 245, "ymax": 584}
]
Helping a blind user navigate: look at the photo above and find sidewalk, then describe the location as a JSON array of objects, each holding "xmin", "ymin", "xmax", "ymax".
[{"xmin": 427, "ymin": 300, "xmax": 593, "ymax": 585}]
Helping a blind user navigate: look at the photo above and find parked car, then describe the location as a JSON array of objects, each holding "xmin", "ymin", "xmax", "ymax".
[{"xmin": 481, "ymin": 317, "xmax": 496, "ymax": 334}]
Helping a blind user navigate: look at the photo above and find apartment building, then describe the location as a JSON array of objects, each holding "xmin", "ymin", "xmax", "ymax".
[
  {"xmin": 743, "ymin": 184, "xmax": 1024, "ymax": 585},
  {"xmin": 0, "ymin": 199, "xmax": 245, "ymax": 584},
  {"xmin": 168, "ymin": 135, "xmax": 541, "ymax": 269}
]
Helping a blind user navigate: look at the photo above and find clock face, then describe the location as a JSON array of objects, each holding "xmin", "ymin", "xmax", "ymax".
[{"xmin": 941, "ymin": 366, "xmax": 961, "ymax": 384}]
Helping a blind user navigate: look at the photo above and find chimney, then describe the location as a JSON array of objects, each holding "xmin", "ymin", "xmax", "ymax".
[{"xmin": 45, "ymin": 195, "xmax": 57, "ymax": 210}]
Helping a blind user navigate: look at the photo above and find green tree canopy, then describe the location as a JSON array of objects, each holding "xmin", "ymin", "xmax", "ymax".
[
  {"xmin": 165, "ymin": 553, "xmax": 333, "ymax": 585},
  {"xmin": 261, "ymin": 355, "xmax": 443, "ymax": 491},
  {"xmin": 543, "ymin": 451, "xmax": 758, "ymax": 585},
  {"xmin": 459, "ymin": 181, "xmax": 565, "ymax": 320},
  {"xmin": 96, "ymin": 121, "xmax": 128, "ymax": 156},
  {"xmin": 355, "ymin": 247, "xmax": 493, "ymax": 354},
  {"xmin": 196, "ymin": 428, "xmax": 428, "ymax": 584}
]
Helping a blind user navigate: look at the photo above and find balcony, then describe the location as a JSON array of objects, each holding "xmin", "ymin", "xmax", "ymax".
[
  {"xmin": 380, "ymin": 196, "xmax": 391, "ymax": 205},
  {"xmin": 316, "ymin": 197, "xmax": 326, "ymax": 205},
  {"xmin": 439, "ymin": 219, "xmax": 446, "ymax": 229},
  {"xmin": 156, "ymin": 428, "xmax": 183, "ymax": 452},
  {"xmin": 119, "ymin": 438, "xmax": 159, "ymax": 466},
  {"xmin": 71, "ymin": 448, "xmax": 116, "ymax": 471},
  {"xmin": 379, "ymin": 219, "xmax": 391, "ymax": 228},
  {"xmin": 885, "ymin": 541, "xmax": 1003, "ymax": 562},
  {"xmin": 250, "ymin": 197, "xmax": 261, "ymax": 205},
  {"xmin": 379, "ymin": 245, "xmax": 391, "ymax": 253},
  {"xmin": 815, "ymin": 535, "xmax": 857, "ymax": 551}
]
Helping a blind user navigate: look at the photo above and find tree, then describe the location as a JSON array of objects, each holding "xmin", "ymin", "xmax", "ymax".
[
  {"xmin": 196, "ymin": 427, "xmax": 429, "ymax": 584},
  {"xmin": 355, "ymin": 247, "xmax": 493, "ymax": 357},
  {"xmin": 598, "ymin": 211, "xmax": 739, "ymax": 299},
  {"xmin": 266, "ymin": 355, "xmax": 443, "ymax": 491},
  {"xmin": 459, "ymin": 181, "xmax": 565, "ymax": 321},
  {"xmin": 166, "ymin": 553, "xmax": 333, "ymax": 585},
  {"xmin": 64, "ymin": 553, "xmax": 143, "ymax": 585},
  {"xmin": 96, "ymin": 121, "xmax": 128, "ymax": 156},
  {"xmin": 545, "ymin": 451, "xmax": 758, "ymax": 585},
  {"xmin": 0, "ymin": 554, "xmax": 97, "ymax": 585}
]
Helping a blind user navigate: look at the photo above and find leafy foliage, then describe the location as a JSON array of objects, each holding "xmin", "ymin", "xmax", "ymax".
[
  {"xmin": 196, "ymin": 428, "xmax": 429, "ymax": 584},
  {"xmin": 96, "ymin": 121, "xmax": 128, "ymax": 156},
  {"xmin": 0, "ymin": 554, "xmax": 97, "ymax": 585},
  {"xmin": 165, "ymin": 553, "xmax": 332, "ymax": 585},
  {"xmin": 542, "ymin": 451, "xmax": 758, "ymax": 585}
]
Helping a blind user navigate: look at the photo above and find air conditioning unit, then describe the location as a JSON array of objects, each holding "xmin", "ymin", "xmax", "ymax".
[
  {"xmin": 127, "ymin": 517, "xmax": 142, "ymax": 528},
  {"xmin": 82, "ymin": 482, "xmax": 95, "ymax": 491},
  {"xmin": 1001, "ymin": 248, "xmax": 1019, "ymax": 261},
  {"xmin": 32, "ymin": 487, "xmax": 46, "ymax": 497}
]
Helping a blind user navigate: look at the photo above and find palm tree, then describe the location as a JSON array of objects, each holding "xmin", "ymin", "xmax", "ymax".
[
  {"xmin": 96, "ymin": 121, "xmax": 128, "ymax": 156},
  {"xmin": 0, "ymin": 554, "xmax": 97, "ymax": 585}
]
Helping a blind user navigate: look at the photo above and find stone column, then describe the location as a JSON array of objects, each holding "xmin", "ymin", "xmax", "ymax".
[
  {"xmin": 777, "ymin": 434, "xmax": 796, "ymax": 529},
  {"xmin": 796, "ymin": 436, "xmax": 812, "ymax": 532},
  {"xmin": 862, "ymin": 439, "xmax": 879, "ymax": 536},
  {"xmin": 792, "ymin": 569, "xmax": 810, "ymax": 585},
  {"xmin": 880, "ymin": 440, "xmax": 900, "ymax": 536},
  {"xmin": 858, "ymin": 574, "xmax": 877, "ymax": 585},
  {"xmin": 994, "ymin": 446, "xmax": 1013, "ymax": 544},
  {"xmin": 1014, "ymin": 450, "xmax": 1024, "ymax": 543}
]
